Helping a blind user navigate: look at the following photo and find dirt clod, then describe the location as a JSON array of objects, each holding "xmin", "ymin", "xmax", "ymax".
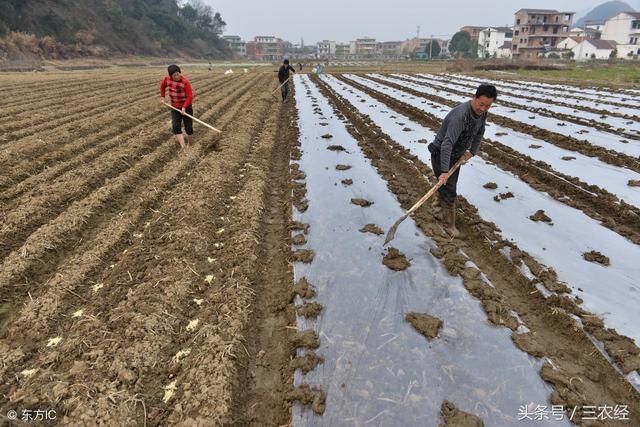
[
  {"xmin": 335, "ymin": 164, "xmax": 352, "ymax": 171},
  {"xmin": 291, "ymin": 330, "xmax": 320, "ymax": 349},
  {"xmin": 351, "ymin": 198, "xmax": 373, "ymax": 207},
  {"xmin": 383, "ymin": 247, "xmax": 410, "ymax": 271},
  {"xmin": 327, "ymin": 145, "xmax": 347, "ymax": 152},
  {"xmin": 290, "ymin": 352, "xmax": 324, "ymax": 374},
  {"xmin": 628, "ymin": 180, "xmax": 640, "ymax": 187},
  {"xmin": 287, "ymin": 384, "xmax": 326, "ymax": 415},
  {"xmin": 290, "ymin": 221, "xmax": 310, "ymax": 234},
  {"xmin": 359, "ymin": 224, "xmax": 384, "ymax": 235},
  {"xmin": 493, "ymin": 192, "xmax": 514, "ymax": 202},
  {"xmin": 406, "ymin": 312, "xmax": 443, "ymax": 340},
  {"xmin": 292, "ymin": 278, "xmax": 316, "ymax": 300},
  {"xmin": 440, "ymin": 400, "xmax": 484, "ymax": 426},
  {"xmin": 529, "ymin": 210, "xmax": 552, "ymax": 223},
  {"xmin": 341, "ymin": 179, "xmax": 353, "ymax": 186},
  {"xmin": 561, "ymin": 156, "xmax": 576, "ymax": 161},
  {"xmin": 291, "ymin": 249, "xmax": 315, "ymax": 263},
  {"xmin": 292, "ymin": 234, "xmax": 307, "ymax": 245},
  {"xmin": 321, "ymin": 134, "xmax": 333, "ymax": 139},
  {"xmin": 296, "ymin": 303, "xmax": 323, "ymax": 319},
  {"xmin": 583, "ymin": 250, "xmax": 610, "ymax": 266},
  {"xmin": 483, "ymin": 182, "xmax": 498, "ymax": 190}
]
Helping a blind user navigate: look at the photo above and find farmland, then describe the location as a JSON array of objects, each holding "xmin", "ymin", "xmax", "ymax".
[{"xmin": 1, "ymin": 68, "xmax": 639, "ymax": 425}]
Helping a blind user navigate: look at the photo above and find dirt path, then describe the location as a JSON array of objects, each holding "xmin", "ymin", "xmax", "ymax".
[{"xmin": 231, "ymin": 91, "xmax": 299, "ymax": 426}]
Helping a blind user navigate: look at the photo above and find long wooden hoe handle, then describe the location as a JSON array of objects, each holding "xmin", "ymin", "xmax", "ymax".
[
  {"xmin": 272, "ymin": 74, "xmax": 293, "ymax": 94},
  {"xmin": 384, "ymin": 157, "xmax": 465, "ymax": 245},
  {"xmin": 163, "ymin": 103, "xmax": 222, "ymax": 133}
]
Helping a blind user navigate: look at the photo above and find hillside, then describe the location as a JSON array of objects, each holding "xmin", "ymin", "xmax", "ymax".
[
  {"xmin": 576, "ymin": 0, "xmax": 636, "ymax": 26},
  {"xmin": 0, "ymin": 0, "xmax": 230, "ymax": 60}
]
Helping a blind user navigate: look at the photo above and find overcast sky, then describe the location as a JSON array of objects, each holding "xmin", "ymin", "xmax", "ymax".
[{"xmin": 206, "ymin": 0, "xmax": 640, "ymax": 44}]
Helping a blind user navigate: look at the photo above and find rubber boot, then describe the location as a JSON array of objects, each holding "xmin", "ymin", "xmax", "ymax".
[
  {"xmin": 431, "ymin": 195, "xmax": 444, "ymax": 220},
  {"xmin": 442, "ymin": 200, "xmax": 460, "ymax": 237}
]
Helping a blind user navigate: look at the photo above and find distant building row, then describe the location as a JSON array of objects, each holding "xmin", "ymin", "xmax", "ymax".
[
  {"xmin": 222, "ymin": 35, "xmax": 449, "ymax": 61},
  {"xmin": 222, "ymin": 9, "xmax": 640, "ymax": 62},
  {"xmin": 465, "ymin": 9, "xmax": 640, "ymax": 60}
]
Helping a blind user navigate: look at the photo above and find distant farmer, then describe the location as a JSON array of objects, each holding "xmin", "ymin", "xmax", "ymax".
[
  {"xmin": 298, "ymin": 62, "xmax": 303, "ymax": 71},
  {"xmin": 428, "ymin": 84, "xmax": 497, "ymax": 236},
  {"xmin": 278, "ymin": 59, "xmax": 296, "ymax": 102},
  {"xmin": 160, "ymin": 64, "xmax": 194, "ymax": 149}
]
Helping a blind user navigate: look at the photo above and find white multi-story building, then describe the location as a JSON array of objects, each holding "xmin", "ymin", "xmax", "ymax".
[
  {"xmin": 478, "ymin": 27, "xmax": 513, "ymax": 58},
  {"xmin": 334, "ymin": 43, "xmax": 353, "ymax": 59},
  {"xmin": 355, "ymin": 37, "xmax": 377, "ymax": 57},
  {"xmin": 222, "ymin": 35, "xmax": 246, "ymax": 57},
  {"xmin": 601, "ymin": 12, "xmax": 640, "ymax": 58},
  {"xmin": 316, "ymin": 40, "xmax": 336, "ymax": 59}
]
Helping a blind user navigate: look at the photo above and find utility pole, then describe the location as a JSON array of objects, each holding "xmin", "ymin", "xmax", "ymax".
[
  {"xmin": 417, "ymin": 25, "xmax": 420, "ymax": 39},
  {"xmin": 429, "ymin": 34, "xmax": 434, "ymax": 59}
]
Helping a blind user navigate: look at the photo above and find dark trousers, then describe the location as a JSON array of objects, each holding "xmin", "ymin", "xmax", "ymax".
[
  {"xmin": 280, "ymin": 81, "xmax": 289, "ymax": 101},
  {"xmin": 428, "ymin": 143, "xmax": 463, "ymax": 204},
  {"xmin": 171, "ymin": 105, "xmax": 194, "ymax": 135}
]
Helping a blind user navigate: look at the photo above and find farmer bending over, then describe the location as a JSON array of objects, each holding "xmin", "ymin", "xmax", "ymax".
[
  {"xmin": 160, "ymin": 64, "xmax": 194, "ymax": 149},
  {"xmin": 278, "ymin": 59, "xmax": 296, "ymax": 103},
  {"xmin": 428, "ymin": 84, "xmax": 497, "ymax": 236}
]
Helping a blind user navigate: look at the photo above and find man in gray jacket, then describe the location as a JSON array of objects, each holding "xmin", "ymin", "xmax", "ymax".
[{"xmin": 428, "ymin": 84, "xmax": 497, "ymax": 236}]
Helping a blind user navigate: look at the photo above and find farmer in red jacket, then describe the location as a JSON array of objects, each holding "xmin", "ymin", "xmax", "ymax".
[{"xmin": 160, "ymin": 64, "xmax": 194, "ymax": 149}]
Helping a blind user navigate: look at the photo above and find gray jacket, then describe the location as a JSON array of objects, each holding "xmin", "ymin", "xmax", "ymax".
[{"xmin": 432, "ymin": 101, "xmax": 486, "ymax": 171}]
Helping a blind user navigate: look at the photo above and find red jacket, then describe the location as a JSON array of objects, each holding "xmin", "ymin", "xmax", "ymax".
[{"xmin": 160, "ymin": 76, "xmax": 193, "ymax": 108}]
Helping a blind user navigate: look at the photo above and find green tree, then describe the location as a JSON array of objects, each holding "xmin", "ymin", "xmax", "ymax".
[{"xmin": 449, "ymin": 31, "xmax": 472, "ymax": 58}]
